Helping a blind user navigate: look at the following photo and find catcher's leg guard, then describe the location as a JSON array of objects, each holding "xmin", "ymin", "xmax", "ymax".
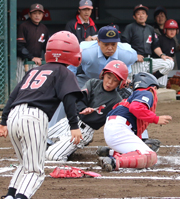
[
  {"xmin": 113, "ymin": 150, "xmax": 148, "ymax": 170},
  {"xmin": 145, "ymin": 151, "xmax": 157, "ymax": 168}
]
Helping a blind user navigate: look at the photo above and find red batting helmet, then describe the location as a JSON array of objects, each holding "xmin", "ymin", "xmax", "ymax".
[
  {"xmin": 99, "ymin": 60, "xmax": 128, "ymax": 89},
  {"xmin": 164, "ymin": 19, "xmax": 179, "ymax": 34},
  {"xmin": 45, "ymin": 31, "xmax": 82, "ymax": 66},
  {"xmin": 43, "ymin": 9, "xmax": 51, "ymax": 21}
]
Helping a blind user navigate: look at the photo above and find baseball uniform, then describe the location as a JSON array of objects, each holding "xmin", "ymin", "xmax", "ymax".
[
  {"xmin": 17, "ymin": 18, "xmax": 49, "ymax": 82},
  {"xmin": 121, "ymin": 22, "xmax": 174, "ymax": 86},
  {"xmin": 46, "ymin": 78, "xmax": 122, "ymax": 161},
  {"xmin": 1, "ymin": 63, "xmax": 82, "ymax": 199}
]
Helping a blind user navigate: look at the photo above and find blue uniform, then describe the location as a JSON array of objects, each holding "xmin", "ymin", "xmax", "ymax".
[
  {"xmin": 68, "ymin": 40, "xmax": 137, "ymax": 88},
  {"xmin": 107, "ymin": 90, "xmax": 154, "ymax": 133}
]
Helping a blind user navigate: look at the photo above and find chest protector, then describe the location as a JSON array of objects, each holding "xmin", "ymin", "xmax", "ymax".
[{"xmin": 119, "ymin": 87, "xmax": 158, "ymax": 139}]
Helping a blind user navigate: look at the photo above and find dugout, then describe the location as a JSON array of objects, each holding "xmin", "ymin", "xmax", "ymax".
[{"xmin": 1, "ymin": 0, "xmax": 180, "ymax": 105}]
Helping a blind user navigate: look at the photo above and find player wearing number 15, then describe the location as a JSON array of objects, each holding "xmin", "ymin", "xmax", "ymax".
[{"xmin": 0, "ymin": 31, "xmax": 83, "ymax": 199}]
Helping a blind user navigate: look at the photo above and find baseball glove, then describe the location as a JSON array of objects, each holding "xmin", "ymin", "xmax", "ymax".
[
  {"xmin": 118, "ymin": 87, "xmax": 133, "ymax": 99},
  {"xmin": 145, "ymin": 139, "xmax": 161, "ymax": 152},
  {"xmin": 50, "ymin": 166, "xmax": 101, "ymax": 178}
]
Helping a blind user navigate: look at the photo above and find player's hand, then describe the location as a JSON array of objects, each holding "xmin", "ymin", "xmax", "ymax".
[
  {"xmin": 0, "ymin": 125, "xmax": 8, "ymax": 138},
  {"xmin": 161, "ymin": 55, "xmax": 173, "ymax": 61},
  {"xmin": 137, "ymin": 54, "xmax": 144, "ymax": 62},
  {"xmin": 79, "ymin": 107, "xmax": 94, "ymax": 115},
  {"xmin": 85, "ymin": 36, "xmax": 93, "ymax": 41},
  {"xmin": 158, "ymin": 115, "xmax": 172, "ymax": 125},
  {"xmin": 32, "ymin": 57, "xmax": 42, "ymax": 66},
  {"xmin": 70, "ymin": 129, "xmax": 83, "ymax": 145}
]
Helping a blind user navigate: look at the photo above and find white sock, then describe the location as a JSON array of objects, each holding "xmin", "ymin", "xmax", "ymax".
[{"xmin": 4, "ymin": 196, "xmax": 14, "ymax": 199}]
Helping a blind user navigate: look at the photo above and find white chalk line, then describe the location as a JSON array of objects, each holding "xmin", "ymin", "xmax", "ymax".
[{"xmin": 1, "ymin": 145, "xmax": 180, "ymax": 150}]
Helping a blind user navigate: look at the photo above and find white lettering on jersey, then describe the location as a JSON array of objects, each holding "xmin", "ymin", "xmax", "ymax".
[{"xmin": 142, "ymin": 96, "xmax": 149, "ymax": 103}]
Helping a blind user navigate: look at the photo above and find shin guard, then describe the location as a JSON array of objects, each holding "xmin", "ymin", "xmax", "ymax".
[{"xmin": 113, "ymin": 150, "xmax": 148, "ymax": 170}]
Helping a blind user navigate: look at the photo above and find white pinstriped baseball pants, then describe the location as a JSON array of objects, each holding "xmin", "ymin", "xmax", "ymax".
[
  {"xmin": 46, "ymin": 117, "xmax": 94, "ymax": 161},
  {"xmin": 7, "ymin": 104, "xmax": 48, "ymax": 199},
  {"xmin": 131, "ymin": 58, "xmax": 174, "ymax": 86}
]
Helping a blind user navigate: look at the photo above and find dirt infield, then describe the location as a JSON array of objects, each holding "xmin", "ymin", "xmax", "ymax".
[{"xmin": 0, "ymin": 100, "xmax": 180, "ymax": 199}]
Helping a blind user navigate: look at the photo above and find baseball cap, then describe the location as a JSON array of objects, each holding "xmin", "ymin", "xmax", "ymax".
[
  {"xmin": 154, "ymin": 6, "xmax": 167, "ymax": 19},
  {"xmin": 133, "ymin": 4, "xmax": 149, "ymax": 15},
  {"xmin": 30, "ymin": 3, "xmax": 44, "ymax": 13},
  {"xmin": 98, "ymin": 26, "xmax": 120, "ymax": 43},
  {"xmin": 79, "ymin": 0, "xmax": 93, "ymax": 9}
]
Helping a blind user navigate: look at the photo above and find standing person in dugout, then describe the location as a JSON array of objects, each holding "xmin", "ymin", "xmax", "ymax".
[
  {"xmin": 121, "ymin": 4, "xmax": 174, "ymax": 87},
  {"xmin": 17, "ymin": 3, "xmax": 49, "ymax": 83},
  {"xmin": 97, "ymin": 72, "xmax": 172, "ymax": 172},
  {"xmin": 46, "ymin": 60, "xmax": 128, "ymax": 161},
  {"xmin": 65, "ymin": 0, "xmax": 98, "ymax": 43},
  {"xmin": 0, "ymin": 31, "xmax": 83, "ymax": 199}
]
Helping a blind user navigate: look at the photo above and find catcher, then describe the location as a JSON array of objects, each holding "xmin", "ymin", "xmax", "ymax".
[
  {"xmin": 98, "ymin": 72, "xmax": 172, "ymax": 171},
  {"xmin": 46, "ymin": 60, "xmax": 128, "ymax": 161}
]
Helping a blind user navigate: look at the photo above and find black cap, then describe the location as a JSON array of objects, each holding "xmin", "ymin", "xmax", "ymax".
[
  {"xmin": 154, "ymin": 6, "xmax": 167, "ymax": 19},
  {"xmin": 133, "ymin": 4, "xmax": 149, "ymax": 15}
]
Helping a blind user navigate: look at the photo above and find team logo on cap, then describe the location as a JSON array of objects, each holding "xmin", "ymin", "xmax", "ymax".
[
  {"xmin": 36, "ymin": 4, "xmax": 40, "ymax": 9},
  {"xmin": 106, "ymin": 30, "xmax": 116, "ymax": 38},
  {"xmin": 170, "ymin": 21, "xmax": 175, "ymax": 25},
  {"xmin": 85, "ymin": 1, "xmax": 88, "ymax": 5},
  {"xmin": 113, "ymin": 63, "xmax": 120, "ymax": 68}
]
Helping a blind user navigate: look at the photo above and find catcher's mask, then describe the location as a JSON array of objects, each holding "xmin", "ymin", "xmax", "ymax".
[
  {"xmin": 99, "ymin": 60, "xmax": 128, "ymax": 89},
  {"xmin": 132, "ymin": 72, "xmax": 159, "ymax": 90},
  {"xmin": 45, "ymin": 31, "xmax": 82, "ymax": 67}
]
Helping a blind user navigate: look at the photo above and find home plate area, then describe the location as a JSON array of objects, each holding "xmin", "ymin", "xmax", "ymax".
[{"xmin": 0, "ymin": 101, "xmax": 180, "ymax": 198}]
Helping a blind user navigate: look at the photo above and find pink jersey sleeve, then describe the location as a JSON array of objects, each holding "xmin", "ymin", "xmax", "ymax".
[{"xmin": 129, "ymin": 101, "xmax": 159, "ymax": 124}]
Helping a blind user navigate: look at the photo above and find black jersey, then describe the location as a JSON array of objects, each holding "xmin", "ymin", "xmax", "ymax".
[
  {"xmin": 17, "ymin": 18, "xmax": 49, "ymax": 60},
  {"xmin": 1, "ymin": 63, "xmax": 82, "ymax": 124},
  {"xmin": 77, "ymin": 79, "xmax": 122, "ymax": 130},
  {"xmin": 152, "ymin": 35, "xmax": 176, "ymax": 58},
  {"xmin": 121, "ymin": 22, "xmax": 159, "ymax": 56}
]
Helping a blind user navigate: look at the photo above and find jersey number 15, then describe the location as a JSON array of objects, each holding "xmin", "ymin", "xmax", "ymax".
[{"xmin": 21, "ymin": 70, "xmax": 53, "ymax": 90}]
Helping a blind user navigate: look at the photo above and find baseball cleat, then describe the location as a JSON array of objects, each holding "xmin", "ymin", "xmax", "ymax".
[{"xmin": 97, "ymin": 156, "xmax": 115, "ymax": 172}]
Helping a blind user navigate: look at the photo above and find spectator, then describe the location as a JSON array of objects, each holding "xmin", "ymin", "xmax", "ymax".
[
  {"xmin": 46, "ymin": 60, "xmax": 128, "ymax": 161},
  {"xmin": 153, "ymin": 19, "xmax": 179, "ymax": 60},
  {"xmin": 153, "ymin": 6, "xmax": 180, "ymax": 70},
  {"xmin": 121, "ymin": 4, "xmax": 174, "ymax": 87},
  {"xmin": 17, "ymin": 3, "xmax": 49, "ymax": 83},
  {"xmin": 65, "ymin": 0, "xmax": 98, "ymax": 43}
]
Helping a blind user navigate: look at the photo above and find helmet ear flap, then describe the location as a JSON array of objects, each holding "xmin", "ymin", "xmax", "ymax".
[
  {"xmin": 177, "ymin": 29, "xmax": 179, "ymax": 34},
  {"xmin": 119, "ymin": 80, "xmax": 126, "ymax": 89},
  {"xmin": 164, "ymin": 29, "xmax": 166, "ymax": 34}
]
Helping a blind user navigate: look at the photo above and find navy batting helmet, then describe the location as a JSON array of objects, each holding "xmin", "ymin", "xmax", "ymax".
[{"xmin": 132, "ymin": 72, "xmax": 159, "ymax": 90}]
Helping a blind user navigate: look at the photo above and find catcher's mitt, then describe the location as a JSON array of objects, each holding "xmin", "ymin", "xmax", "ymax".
[
  {"xmin": 118, "ymin": 87, "xmax": 133, "ymax": 99},
  {"xmin": 145, "ymin": 139, "xmax": 161, "ymax": 152},
  {"xmin": 50, "ymin": 166, "xmax": 101, "ymax": 178}
]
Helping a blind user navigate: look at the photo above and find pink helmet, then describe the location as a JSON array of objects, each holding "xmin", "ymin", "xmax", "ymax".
[
  {"xmin": 164, "ymin": 19, "xmax": 179, "ymax": 34},
  {"xmin": 45, "ymin": 31, "xmax": 82, "ymax": 66},
  {"xmin": 99, "ymin": 60, "xmax": 128, "ymax": 89}
]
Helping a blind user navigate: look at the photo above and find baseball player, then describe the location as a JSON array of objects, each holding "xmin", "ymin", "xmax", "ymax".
[
  {"xmin": 0, "ymin": 31, "xmax": 83, "ymax": 199},
  {"xmin": 121, "ymin": 4, "xmax": 174, "ymax": 87},
  {"xmin": 153, "ymin": 19, "xmax": 179, "ymax": 59},
  {"xmin": 46, "ymin": 60, "xmax": 128, "ymax": 161},
  {"xmin": 17, "ymin": 3, "xmax": 49, "ymax": 83},
  {"xmin": 98, "ymin": 72, "xmax": 172, "ymax": 172}
]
